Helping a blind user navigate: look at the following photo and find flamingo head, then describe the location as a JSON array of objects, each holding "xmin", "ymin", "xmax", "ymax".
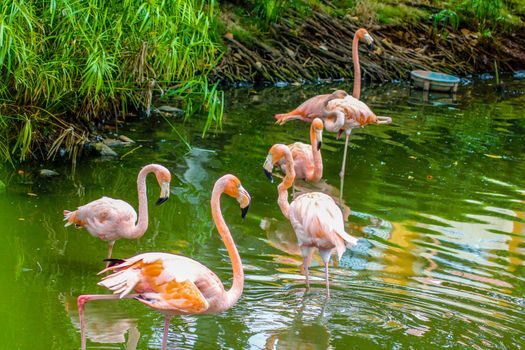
[
  {"xmin": 263, "ymin": 144, "xmax": 290, "ymax": 183},
  {"xmin": 356, "ymin": 28, "xmax": 375, "ymax": 50},
  {"xmin": 311, "ymin": 118, "xmax": 324, "ymax": 151},
  {"xmin": 154, "ymin": 165, "xmax": 171, "ymax": 205},
  {"xmin": 222, "ymin": 175, "xmax": 251, "ymax": 219}
]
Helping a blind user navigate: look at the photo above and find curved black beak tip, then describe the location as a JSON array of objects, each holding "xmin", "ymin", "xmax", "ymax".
[
  {"xmin": 263, "ymin": 169, "xmax": 273, "ymax": 183},
  {"xmin": 241, "ymin": 204, "xmax": 250, "ymax": 219},
  {"xmin": 317, "ymin": 141, "xmax": 322, "ymax": 151},
  {"xmin": 156, "ymin": 196, "xmax": 169, "ymax": 205},
  {"xmin": 367, "ymin": 42, "xmax": 375, "ymax": 51}
]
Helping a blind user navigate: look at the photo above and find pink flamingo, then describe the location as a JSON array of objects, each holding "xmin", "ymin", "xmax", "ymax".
[
  {"xmin": 274, "ymin": 90, "xmax": 348, "ymax": 123},
  {"xmin": 76, "ymin": 174, "xmax": 251, "ymax": 350},
  {"xmin": 284, "ymin": 117, "xmax": 324, "ymax": 189},
  {"xmin": 64, "ymin": 164, "xmax": 171, "ymax": 261},
  {"xmin": 322, "ymin": 94, "xmax": 391, "ymax": 201},
  {"xmin": 263, "ymin": 144, "xmax": 358, "ymax": 297}
]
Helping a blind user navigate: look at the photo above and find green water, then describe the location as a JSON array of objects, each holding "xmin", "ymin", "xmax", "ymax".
[{"xmin": 1, "ymin": 77, "xmax": 524, "ymax": 349}]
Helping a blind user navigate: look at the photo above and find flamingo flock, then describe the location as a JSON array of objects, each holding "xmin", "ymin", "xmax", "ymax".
[{"xmin": 66, "ymin": 27, "xmax": 392, "ymax": 349}]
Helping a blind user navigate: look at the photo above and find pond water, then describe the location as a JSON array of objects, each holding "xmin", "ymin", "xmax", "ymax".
[{"xmin": 0, "ymin": 76, "xmax": 524, "ymax": 350}]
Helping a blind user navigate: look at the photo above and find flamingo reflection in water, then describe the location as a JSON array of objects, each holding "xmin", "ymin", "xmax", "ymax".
[
  {"xmin": 61, "ymin": 293, "xmax": 140, "ymax": 349},
  {"xmin": 264, "ymin": 294, "xmax": 331, "ymax": 350},
  {"xmin": 77, "ymin": 175, "xmax": 251, "ymax": 350}
]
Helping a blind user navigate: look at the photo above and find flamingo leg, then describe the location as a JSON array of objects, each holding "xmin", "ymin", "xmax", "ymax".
[
  {"xmin": 301, "ymin": 247, "xmax": 313, "ymax": 290},
  {"xmin": 318, "ymin": 249, "xmax": 332, "ymax": 298},
  {"xmin": 77, "ymin": 293, "xmax": 139, "ymax": 350},
  {"xmin": 105, "ymin": 241, "xmax": 116, "ymax": 268},
  {"xmin": 339, "ymin": 129, "xmax": 352, "ymax": 203},
  {"xmin": 161, "ymin": 316, "xmax": 173, "ymax": 350}
]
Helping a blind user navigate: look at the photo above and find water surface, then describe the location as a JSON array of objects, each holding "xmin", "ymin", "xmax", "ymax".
[{"xmin": 0, "ymin": 76, "xmax": 524, "ymax": 349}]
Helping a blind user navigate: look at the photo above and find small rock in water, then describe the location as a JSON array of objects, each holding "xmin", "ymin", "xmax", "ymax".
[
  {"xmin": 480, "ymin": 73, "xmax": 493, "ymax": 80},
  {"xmin": 118, "ymin": 135, "xmax": 135, "ymax": 143},
  {"xmin": 157, "ymin": 105, "xmax": 184, "ymax": 115},
  {"xmin": 39, "ymin": 169, "xmax": 59, "ymax": 177},
  {"xmin": 275, "ymin": 81, "xmax": 288, "ymax": 88},
  {"xmin": 514, "ymin": 70, "xmax": 525, "ymax": 79},
  {"xmin": 102, "ymin": 138, "xmax": 124, "ymax": 147},
  {"xmin": 94, "ymin": 142, "xmax": 118, "ymax": 157}
]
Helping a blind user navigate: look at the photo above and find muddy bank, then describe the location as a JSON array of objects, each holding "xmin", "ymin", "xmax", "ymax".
[{"xmin": 212, "ymin": 7, "xmax": 525, "ymax": 85}]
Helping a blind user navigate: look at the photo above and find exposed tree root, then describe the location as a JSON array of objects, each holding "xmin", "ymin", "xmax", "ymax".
[{"xmin": 213, "ymin": 8, "xmax": 525, "ymax": 85}]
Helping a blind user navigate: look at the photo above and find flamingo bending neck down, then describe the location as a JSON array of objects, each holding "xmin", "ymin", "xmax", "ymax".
[
  {"xmin": 263, "ymin": 144, "xmax": 358, "ymax": 297},
  {"xmin": 285, "ymin": 117, "xmax": 324, "ymax": 186},
  {"xmin": 64, "ymin": 164, "xmax": 171, "ymax": 261},
  {"xmin": 77, "ymin": 174, "xmax": 251, "ymax": 350}
]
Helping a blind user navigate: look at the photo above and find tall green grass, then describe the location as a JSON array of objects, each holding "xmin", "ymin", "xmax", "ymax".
[{"xmin": 0, "ymin": 0, "xmax": 223, "ymax": 163}]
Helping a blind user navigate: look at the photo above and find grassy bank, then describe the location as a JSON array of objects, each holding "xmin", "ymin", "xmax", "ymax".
[{"xmin": 0, "ymin": 0, "xmax": 222, "ymax": 164}]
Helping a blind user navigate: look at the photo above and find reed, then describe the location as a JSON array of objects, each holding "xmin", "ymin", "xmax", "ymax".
[{"xmin": 0, "ymin": 0, "xmax": 222, "ymax": 162}]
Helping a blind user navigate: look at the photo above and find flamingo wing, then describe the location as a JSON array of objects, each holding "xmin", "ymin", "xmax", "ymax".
[
  {"xmin": 289, "ymin": 192, "xmax": 357, "ymax": 259},
  {"xmin": 326, "ymin": 95, "xmax": 377, "ymax": 129},
  {"xmin": 98, "ymin": 253, "xmax": 216, "ymax": 314},
  {"xmin": 71, "ymin": 197, "xmax": 137, "ymax": 240}
]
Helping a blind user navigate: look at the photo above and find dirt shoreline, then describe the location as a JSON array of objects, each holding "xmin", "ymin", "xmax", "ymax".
[{"xmin": 212, "ymin": 8, "xmax": 525, "ymax": 86}]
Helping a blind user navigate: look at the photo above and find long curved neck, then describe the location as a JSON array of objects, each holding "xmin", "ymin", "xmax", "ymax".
[
  {"xmin": 278, "ymin": 150, "xmax": 296, "ymax": 219},
  {"xmin": 310, "ymin": 126, "xmax": 323, "ymax": 182},
  {"xmin": 211, "ymin": 183, "xmax": 243, "ymax": 309},
  {"xmin": 130, "ymin": 165, "xmax": 156, "ymax": 238},
  {"xmin": 352, "ymin": 33, "xmax": 361, "ymax": 100}
]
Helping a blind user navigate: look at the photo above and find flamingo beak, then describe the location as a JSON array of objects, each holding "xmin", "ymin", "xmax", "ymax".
[
  {"xmin": 364, "ymin": 33, "xmax": 375, "ymax": 50},
  {"xmin": 316, "ymin": 130, "xmax": 323, "ymax": 151},
  {"xmin": 156, "ymin": 181, "xmax": 170, "ymax": 205},
  {"xmin": 263, "ymin": 154, "xmax": 274, "ymax": 183},
  {"xmin": 241, "ymin": 204, "xmax": 250, "ymax": 219},
  {"xmin": 237, "ymin": 185, "xmax": 251, "ymax": 219},
  {"xmin": 376, "ymin": 116, "xmax": 392, "ymax": 124}
]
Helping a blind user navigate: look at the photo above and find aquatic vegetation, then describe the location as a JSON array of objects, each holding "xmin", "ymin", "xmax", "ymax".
[{"xmin": 0, "ymin": 0, "xmax": 223, "ymax": 162}]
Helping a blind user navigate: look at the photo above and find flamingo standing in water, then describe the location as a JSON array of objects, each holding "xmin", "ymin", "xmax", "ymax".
[
  {"xmin": 77, "ymin": 174, "xmax": 251, "ymax": 350},
  {"xmin": 64, "ymin": 164, "xmax": 171, "ymax": 261},
  {"xmin": 263, "ymin": 144, "xmax": 358, "ymax": 297},
  {"xmin": 286, "ymin": 117, "xmax": 324, "ymax": 184}
]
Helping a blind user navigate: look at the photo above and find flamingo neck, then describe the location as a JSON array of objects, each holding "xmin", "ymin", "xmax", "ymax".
[
  {"xmin": 278, "ymin": 149, "xmax": 296, "ymax": 219},
  {"xmin": 310, "ymin": 126, "xmax": 322, "ymax": 182},
  {"xmin": 211, "ymin": 181, "xmax": 243, "ymax": 310},
  {"xmin": 129, "ymin": 165, "xmax": 156, "ymax": 238},
  {"xmin": 352, "ymin": 33, "xmax": 361, "ymax": 100}
]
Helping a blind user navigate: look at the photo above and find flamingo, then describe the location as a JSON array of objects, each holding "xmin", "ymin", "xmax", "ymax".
[
  {"xmin": 64, "ymin": 164, "xmax": 171, "ymax": 261},
  {"xmin": 322, "ymin": 94, "xmax": 391, "ymax": 201},
  {"xmin": 274, "ymin": 89, "xmax": 348, "ymax": 124},
  {"xmin": 76, "ymin": 174, "xmax": 251, "ymax": 350},
  {"xmin": 263, "ymin": 144, "xmax": 358, "ymax": 297},
  {"xmin": 286, "ymin": 117, "xmax": 324, "ymax": 184}
]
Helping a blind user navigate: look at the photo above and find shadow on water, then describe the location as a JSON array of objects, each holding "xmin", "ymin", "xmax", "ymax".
[{"xmin": 0, "ymin": 75, "xmax": 524, "ymax": 349}]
